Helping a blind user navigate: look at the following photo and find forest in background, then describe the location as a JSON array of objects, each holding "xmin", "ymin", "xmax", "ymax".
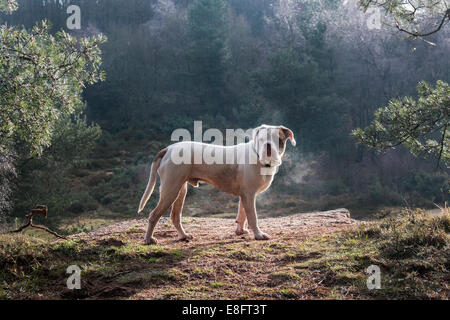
[{"xmin": 1, "ymin": 0, "xmax": 449, "ymax": 227}]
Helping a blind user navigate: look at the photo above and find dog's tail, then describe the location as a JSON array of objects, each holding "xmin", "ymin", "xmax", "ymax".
[{"xmin": 138, "ymin": 148, "xmax": 168, "ymax": 214}]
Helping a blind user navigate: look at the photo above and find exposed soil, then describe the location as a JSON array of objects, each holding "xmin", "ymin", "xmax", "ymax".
[
  {"xmin": 3, "ymin": 208, "xmax": 448, "ymax": 300},
  {"xmin": 75, "ymin": 208, "xmax": 356, "ymax": 244},
  {"xmin": 61, "ymin": 208, "xmax": 360, "ymax": 300}
]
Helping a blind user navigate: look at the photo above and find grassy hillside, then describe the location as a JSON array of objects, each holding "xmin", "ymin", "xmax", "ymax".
[{"xmin": 0, "ymin": 208, "xmax": 448, "ymax": 299}]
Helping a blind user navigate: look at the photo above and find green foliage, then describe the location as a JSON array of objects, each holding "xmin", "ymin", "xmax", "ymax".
[
  {"xmin": 403, "ymin": 170, "xmax": 449, "ymax": 203},
  {"xmin": 0, "ymin": 0, "xmax": 105, "ymax": 217},
  {"xmin": 0, "ymin": 0, "xmax": 17, "ymax": 13},
  {"xmin": 256, "ymin": 46, "xmax": 349, "ymax": 153},
  {"xmin": 257, "ymin": 48, "xmax": 320, "ymax": 104},
  {"xmin": 187, "ymin": 0, "xmax": 228, "ymax": 113},
  {"xmin": 45, "ymin": 109, "xmax": 102, "ymax": 164},
  {"xmin": 376, "ymin": 209, "xmax": 449, "ymax": 258},
  {"xmin": 1, "ymin": 0, "xmax": 449, "ymax": 218},
  {"xmin": 0, "ymin": 152, "xmax": 15, "ymax": 219},
  {"xmin": 12, "ymin": 109, "xmax": 101, "ymax": 217},
  {"xmin": 353, "ymin": 81, "xmax": 450, "ymax": 167},
  {"xmin": 0, "ymin": 19, "xmax": 105, "ymax": 157}
]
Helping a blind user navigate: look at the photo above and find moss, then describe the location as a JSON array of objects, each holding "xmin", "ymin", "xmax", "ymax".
[
  {"xmin": 279, "ymin": 288, "xmax": 297, "ymax": 298},
  {"xmin": 229, "ymin": 248, "xmax": 265, "ymax": 261},
  {"xmin": 269, "ymin": 271, "xmax": 300, "ymax": 284},
  {"xmin": 210, "ymin": 281, "xmax": 225, "ymax": 288}
]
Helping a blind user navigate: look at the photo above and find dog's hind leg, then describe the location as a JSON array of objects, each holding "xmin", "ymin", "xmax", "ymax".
[
  {"xmin": 170, "ymin": 182, "xmax": 192, "ymax": 241},
  {"xmin": 144, "ymin": 178, "xmax": 185, "ymax": 245},
  {"xmin": 235, "ymin": 199, "xmax": 249, "ymax": 236}
]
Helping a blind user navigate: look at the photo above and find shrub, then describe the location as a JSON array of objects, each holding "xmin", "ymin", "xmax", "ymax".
[
  {"xmin": 403, "ymin": 171, "xmax": 449, "ymax": 203},
  {"xmin": 379, "ymin": 209, "xmax": 449, "ymax": 259}
]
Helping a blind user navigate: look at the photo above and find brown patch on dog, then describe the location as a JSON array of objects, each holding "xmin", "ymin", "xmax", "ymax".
[
  {"xmin": 279, "ymin": 126, "xmax": 296, "ymax": 146},
  {"xmin": 155, "ymin": 147, "xmax": 168, "ymax": 161}
]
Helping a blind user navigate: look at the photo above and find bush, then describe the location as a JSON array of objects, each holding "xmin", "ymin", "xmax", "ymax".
[
  {"xmin": 378, "ymin": 209, "xmax": 449, "ymax": 259},
  {"xmin": 325, "ymin": 179, "xmax": 349, "ymax": 196},
  {"xmin": 403, "ymin": 171, "xmax": 449, "ymax": 203},
  {"xmin": 0, "ymin": 152, "xmax": 16, "ymax": 220}
]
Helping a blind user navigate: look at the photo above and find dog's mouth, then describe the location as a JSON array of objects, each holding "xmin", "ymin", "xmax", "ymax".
[
  {"xmin": 266, "ymin": 143, "xmax": 272, "ymax": 157},
  {"xmin": 253, "ymin": 143, "xmax": 281, "ymax": 167}
]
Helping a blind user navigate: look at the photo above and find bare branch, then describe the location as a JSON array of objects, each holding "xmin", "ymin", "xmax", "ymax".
[
  {"xmin": 395, "ymin": 8, "xmax": 450, "ymax": 37},
  {"xmin": 9, "ymin": 205, "xmax": 67, "ymax": 239}
]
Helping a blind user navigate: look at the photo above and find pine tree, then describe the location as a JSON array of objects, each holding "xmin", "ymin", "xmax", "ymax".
[{"xmin": 187, "ymin": 0, "xmax": 228, "ymax": 114}]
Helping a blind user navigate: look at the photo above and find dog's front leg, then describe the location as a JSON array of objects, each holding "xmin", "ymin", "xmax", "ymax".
[
  {"xmin": 240, "ymin": 194, "xmax": 270, "ymax": 240},
  {"xmin": 235, "ymin": 199, "xmax": 249, "ymax": 236}
]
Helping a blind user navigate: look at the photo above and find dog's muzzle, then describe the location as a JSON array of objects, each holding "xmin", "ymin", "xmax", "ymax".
[{"xmin": 252, "ymin": 144, "xmax": 280, "ymax": 168}]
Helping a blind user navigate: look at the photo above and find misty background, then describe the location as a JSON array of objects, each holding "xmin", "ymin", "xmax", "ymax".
[{"xmin": 1, "ymin": 0, "xmax": 449, "ymax": 231}]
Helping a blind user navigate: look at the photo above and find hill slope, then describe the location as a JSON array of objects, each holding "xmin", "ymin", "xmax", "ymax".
[
  {"xmin": 68, "ymin": 209, "xmax": 358, "ymax": 299},
  {"xmin": 1, "ymin": 208, "xmax": 448, "ymax": 300}
]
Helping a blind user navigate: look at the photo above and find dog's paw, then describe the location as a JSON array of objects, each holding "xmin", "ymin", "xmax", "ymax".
[
  {"xmin": 144, "ymin": 236, "xmax": 158, "ymax": 245},
  {"xmin": 235, "ymin": 228, "xmax": 249, "ymax": 236},
  {"xmin": 177, "ymin": 234, "xmax": 193, "ymax": 242},
  {"xmin": 254, "ymin": 232, "xmax": 270, "ymax": 240}
]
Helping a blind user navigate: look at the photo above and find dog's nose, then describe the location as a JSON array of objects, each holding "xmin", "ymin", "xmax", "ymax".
[{"xmin": 266, "ymin": 143, "xmax": 272, "ymax": 157}]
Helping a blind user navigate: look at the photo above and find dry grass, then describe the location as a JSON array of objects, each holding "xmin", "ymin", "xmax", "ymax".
[{"xmin": 0, "ymin": 208, "xmax": 448, "ymax": 300}]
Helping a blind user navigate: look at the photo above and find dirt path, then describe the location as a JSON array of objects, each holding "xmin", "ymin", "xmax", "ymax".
[
  {"xmin": 64, "ymin": 209, "xmax": 359, "ymax": 299},
  {"xmin": 76, "ymin": 208, "xmax": 356, "ymax": 244}
]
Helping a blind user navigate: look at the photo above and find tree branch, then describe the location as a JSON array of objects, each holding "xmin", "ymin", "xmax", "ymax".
[
  {"xmin": 395, "ymin": 8, "xmax": 450, "ymax": 37},
  {"xmin": 436, "ymin": 124, "xmax": 447, "ymax": 170},
  {"xmin": 9, "ymin": 205, "xmax": 67, "ymax": 239}
]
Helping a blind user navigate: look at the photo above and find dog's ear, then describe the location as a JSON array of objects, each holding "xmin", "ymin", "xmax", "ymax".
[{"xmin": 279, "ymin": 126, "xmax": 296, "ymax": 147}]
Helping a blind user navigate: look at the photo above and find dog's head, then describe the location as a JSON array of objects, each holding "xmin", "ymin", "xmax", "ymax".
[{"xmin": 253, "ymin": 124, "xmax": 296, "ymax": 167}]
